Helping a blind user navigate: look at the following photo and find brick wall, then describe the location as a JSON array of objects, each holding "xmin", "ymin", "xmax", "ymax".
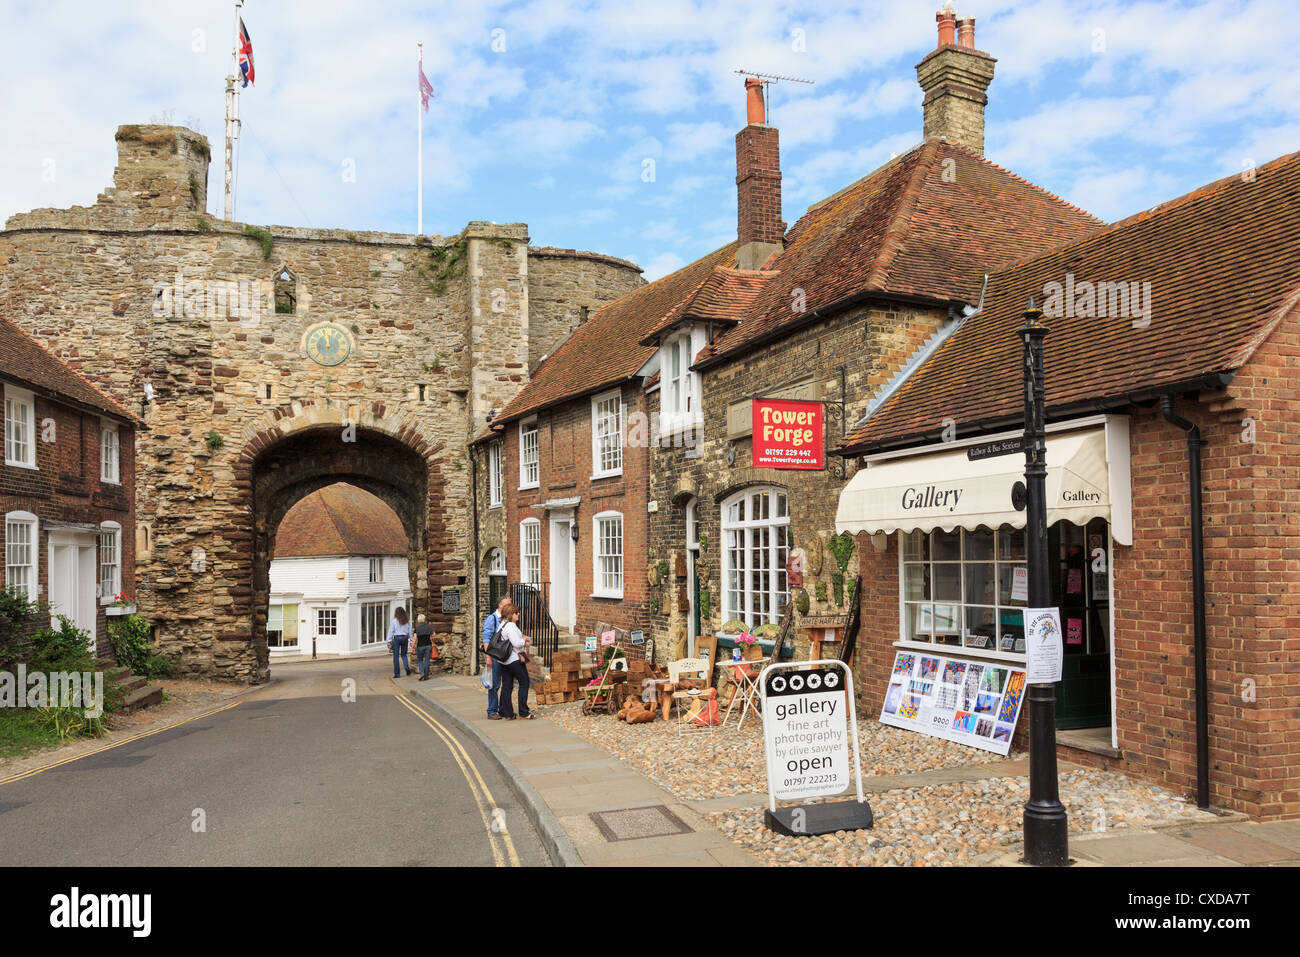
[
  {"xmin": 502, "ymin": 381, "xmax": 650, "ymax": 639},
  {"xmin": 0, "ymin": 383, "xmax": 136, "ymax": 652}
]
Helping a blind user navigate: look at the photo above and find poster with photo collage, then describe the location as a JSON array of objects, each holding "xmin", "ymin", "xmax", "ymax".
[{"xmin": 879, "ymin": 650, "xmax": 1027, "ymax": 755}]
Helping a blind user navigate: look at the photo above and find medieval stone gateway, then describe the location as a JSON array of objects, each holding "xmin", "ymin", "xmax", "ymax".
[{"xmin": 0, "ymin": 124, "xmax": 644, "ymax": 680}]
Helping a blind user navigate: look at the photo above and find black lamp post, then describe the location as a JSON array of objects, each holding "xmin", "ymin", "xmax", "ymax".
[{"xmin": 1018, "ymin": 298, "xmax": 1069, "ymax": 866}]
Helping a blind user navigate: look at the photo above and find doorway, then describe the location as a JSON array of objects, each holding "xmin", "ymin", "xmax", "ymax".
[
  {"xmin": 548, "ymin": 512, "xmax": 576, "ymax": 632},
  {"xmin": 685, "ymin": 497, "xmax": 700, "ymax": 655},
  {"xmin": 47, "ymin": 529, "xmax": 98, "ymax": 653}
]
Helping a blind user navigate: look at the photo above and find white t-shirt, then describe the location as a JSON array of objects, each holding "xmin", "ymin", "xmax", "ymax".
[{"xmin": 501, "ymin": 621, "xmax": 525, "ymax": 665}]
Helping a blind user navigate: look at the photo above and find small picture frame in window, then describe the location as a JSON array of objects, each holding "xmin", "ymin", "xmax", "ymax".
[
  {"xmin": 1014, "ymin": 637, "xmax": 1026, "ymax": 653},
  {"xmin": 999, "ymin": 634, "xmax": 1016, "ymax": 652}
]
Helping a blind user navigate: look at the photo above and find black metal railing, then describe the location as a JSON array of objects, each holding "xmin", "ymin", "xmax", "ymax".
[{"xmin": 508, "ymin": 581, "xmax": 559, "ymax": 670}]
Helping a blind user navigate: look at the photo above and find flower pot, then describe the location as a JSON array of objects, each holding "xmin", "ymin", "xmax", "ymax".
[
  {"xmin": 742, "ymin": 643, "xmax": 762, "ymax": 661},
  {"xmin": 106, "ymin": 604, "xmax": 136, "ymax": 616}
]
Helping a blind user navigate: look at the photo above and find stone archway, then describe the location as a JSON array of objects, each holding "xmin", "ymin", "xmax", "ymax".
[{"xmin": 224, "ymin": 400, "xmax": 455, "ymax": 681}]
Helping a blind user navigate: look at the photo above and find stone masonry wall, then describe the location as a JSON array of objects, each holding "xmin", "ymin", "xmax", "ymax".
[
  {"xmin": 0, "ymin": 125, "xmax": 642, "ymax": 681},
  {"xmin": 646, "ymin": 302, "xmax": 950, "ymax": 666},
  {"xmin": 526, "ymin": 248, "xmax": 645, "ymax": 373}
]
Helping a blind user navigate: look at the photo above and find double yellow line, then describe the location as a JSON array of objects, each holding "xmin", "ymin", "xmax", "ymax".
[
  {"xmin": 393, "ymin": 693, "xmax": 520, "ymax": 867},
  {"xmin": 0, "ymin": 700, "xmax": 243, "ymax": 788}
]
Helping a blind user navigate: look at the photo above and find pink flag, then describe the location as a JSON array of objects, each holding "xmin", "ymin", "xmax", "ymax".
[{"xmin": 418, "ymin": 59, "xmax": 434, "ymax": 112}]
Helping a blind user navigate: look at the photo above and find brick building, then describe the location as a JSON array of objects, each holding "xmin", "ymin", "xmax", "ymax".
[
  {"xmin": 836, "ymin": 149, "xmax": 1300, "ymax": 821},
  {"xmin": 1, "ymin": 317, "xmax": 140, "ymax": 654}
]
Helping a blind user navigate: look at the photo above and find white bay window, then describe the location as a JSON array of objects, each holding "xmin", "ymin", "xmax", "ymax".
[{"xmin": 721, "ymin": 487, "xmax": 789, "ymax": 627}]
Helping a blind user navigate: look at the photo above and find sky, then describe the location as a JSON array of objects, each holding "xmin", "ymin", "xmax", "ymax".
[{"xmin": 2, "ymin": 0, "xmax": 1297, "ymax": 280}]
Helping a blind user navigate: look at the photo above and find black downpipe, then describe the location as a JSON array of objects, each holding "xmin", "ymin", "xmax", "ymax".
[{"xmin": 1159, "ymin": 395, "xmax": 1210, "ymax": 810}]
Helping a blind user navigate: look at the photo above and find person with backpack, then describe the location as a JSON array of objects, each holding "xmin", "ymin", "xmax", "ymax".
[
  {"xmin": 388, "ymin": 606, "xmax": 413, "ymax": 677},
  {"xmin": 481, "ymin": 595, "xmax": 509, "ymax": 718},
  {"xmin": 493, "ymin": 599, "xmax": 535, "ymax": 720}
]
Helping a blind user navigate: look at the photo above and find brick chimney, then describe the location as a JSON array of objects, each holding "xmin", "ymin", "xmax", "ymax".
[
  {"xmin": 735, "ymin": 77, "xmax": 784, "ymax": 270},
  {"xmin": 915, "ymin": 6, "xmax": 996, "ymax": 154}
]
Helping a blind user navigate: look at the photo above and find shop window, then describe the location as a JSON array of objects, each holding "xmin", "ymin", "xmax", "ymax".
[
  {"xmin": 360, "ymin": 601, "xmax": 389, "ymax": 645},
  {"xmin": 4, "ymin": 511, "xmax": 37, "ymax": 600},
  {"xmin": 593, "ymin": 511, "xmax": 624, "ymax": 598},
  {"xmin": 591, "ymin": 390, "xmax": 623, "ymax": 478},
  {"xmin": 519, "ymin": 418, "xmax": 539, "ymax": 488},
  {"xmin": 487, "ymin": 442, "xmax": 503, "ymax": 506},
  {"xmin": 268, "ymin": 603, "xmax": 299, "ymax": 648},
  {"xmin": 721, "ymin": 487, "xmax": 790, "ymax": 627},
  {"xmin": 5, "ymin": 387, "xmax": 36, "ymax": 468},
  {"xmin": 900, "ymin": 527, "xmax": 1027, "ymax": 653},
  {"xmin": 521, "ymin": 519, "xmax": 541, "ymax": 584}
]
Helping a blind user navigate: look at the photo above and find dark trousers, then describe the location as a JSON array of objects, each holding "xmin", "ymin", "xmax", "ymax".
[
  {"xmin": 416, "ymin": 644, "xmax": 432, "ymax": 677},
  {"xmin": 498, "ymin": 659, "xmax": 530, "ymax": 718}
]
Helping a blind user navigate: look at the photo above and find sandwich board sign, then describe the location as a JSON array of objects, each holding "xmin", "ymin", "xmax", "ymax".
[{"xmin": 760, "ymin": 659, "xmax": 873, "ymax": 836}]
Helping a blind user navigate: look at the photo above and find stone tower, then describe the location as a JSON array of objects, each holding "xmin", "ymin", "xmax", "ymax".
[
  {"xmin": 916, "ymin": 6, "xmax": 997, "ymax": 154},
  {"xmin": 0, "ymin": 125, "xmax": 643, "ymax": 681}
]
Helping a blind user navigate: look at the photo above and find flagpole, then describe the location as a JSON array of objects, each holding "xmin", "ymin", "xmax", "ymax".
[
  {"xmin": 417, "ymin": 41, "xmax": 423, "ymax": 236},
  {"xmin": 224, "ymin": 0, "xmax": 243, "ymax": 220}
]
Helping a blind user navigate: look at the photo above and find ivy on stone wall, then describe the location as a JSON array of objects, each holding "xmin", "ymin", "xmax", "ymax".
[
  {"xmin": 419, "ymin": 237, "xmax": 468, "ymax": 295},
  {"xmin": 243, "ymin": 225, "xmax": 274, "ymax": 260}
]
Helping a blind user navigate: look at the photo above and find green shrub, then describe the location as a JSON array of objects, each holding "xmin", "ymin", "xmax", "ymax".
[{"xmin": 107, "ymin": 614, "xmax": 173, "ymax": 678}]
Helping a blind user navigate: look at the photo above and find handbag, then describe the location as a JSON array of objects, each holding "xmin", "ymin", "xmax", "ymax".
[{"xmin": 485, "ymin": 623, "xmax": 514, "ymax": 663}]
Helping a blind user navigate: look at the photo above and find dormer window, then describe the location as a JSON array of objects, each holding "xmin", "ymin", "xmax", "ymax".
[{"xmin": 659, "ymin": 327, "xmax": 705, "ymax": 434}]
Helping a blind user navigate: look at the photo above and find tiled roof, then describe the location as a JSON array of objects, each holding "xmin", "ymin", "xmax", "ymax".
[
  {"xmin": 0, "ymin": 317, "xmax": 141, "ymax": 424},
  {"xmin": 273, "ymin": 482, "xmax": 407, "ymax": 558},
  {"xmin": 843, "ymin": 150, "xmax": 1300, "ymax": 452},
  {"xmin": 639, "ymin": 267, "xmax": 776, "ymax": 345},
  {"xmin": 695, "ymin": 139, "xmax": 1103, "ymax": 365},
  {"xmin": 494, "ymin": 242, "xmax": 738, "ymax": 423}
]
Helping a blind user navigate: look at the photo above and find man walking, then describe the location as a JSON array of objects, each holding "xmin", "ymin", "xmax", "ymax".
[{"xmin": 482, "ymin": 595, "xmax": 509, "ymax": 719}]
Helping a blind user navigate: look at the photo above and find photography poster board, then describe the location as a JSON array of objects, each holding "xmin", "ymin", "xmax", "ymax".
[
  {"xmin": 879, "ymin": 651, "xmax": 1027, "ymax": 756},
  {"xmin": 763, "ymin": 665, "xmax": 852, "ymax": 801}
]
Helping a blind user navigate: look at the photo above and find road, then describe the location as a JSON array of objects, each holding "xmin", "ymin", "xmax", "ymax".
[{"xmin": 0, "ymin": 656, "xmax": 549, "ymax": 866}]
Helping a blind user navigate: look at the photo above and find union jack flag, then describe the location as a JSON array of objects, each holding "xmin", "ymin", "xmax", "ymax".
[{"xmin": 238, "ymin": 17, "xmax": 255, "ymax": 88}]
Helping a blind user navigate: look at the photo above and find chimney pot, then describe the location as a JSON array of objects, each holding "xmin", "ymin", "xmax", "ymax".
[
  {"xmin": 744, "ymin": 77, "xmax": 766, "ymax": 125},
  {"xmin": 936, "ymin": 7, "xmax": 957, "ymax": 48},
  {"xmin": 957, "ymin": 16, "xmax": 976, "ymax": 48}
]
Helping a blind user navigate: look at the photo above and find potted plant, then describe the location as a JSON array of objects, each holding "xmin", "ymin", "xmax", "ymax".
[
  {"xmin": 107, "ymin": 592, "xmax": 137, "ymax": 616},
  {"xmin": 736, "ymin": 631, "xmax": 762, "ymax": 661}
]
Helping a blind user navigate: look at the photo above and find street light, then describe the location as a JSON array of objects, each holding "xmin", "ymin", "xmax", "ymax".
[{"xmin": 1017, "ymin": 297, "xmax": 1069, "ymax": 866}]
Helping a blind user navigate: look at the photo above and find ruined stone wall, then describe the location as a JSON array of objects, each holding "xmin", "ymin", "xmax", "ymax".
[{"xmin": 0, "ymin": 124, "xmax": 642, "ymax": 681}]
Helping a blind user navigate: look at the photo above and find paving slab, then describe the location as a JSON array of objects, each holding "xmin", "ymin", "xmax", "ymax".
[
  {"xmin": 403, "ymin": 673, "xmax": 760, "ymax": 867},
  {"xmin": 1171, "ymin": 823, "xmax": 1300, "ymax": 863}
]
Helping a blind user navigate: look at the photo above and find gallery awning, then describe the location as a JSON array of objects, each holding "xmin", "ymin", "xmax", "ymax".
[{"xmin": 835, "ymin": 420, "xmax": 1132, "ymax": 543}]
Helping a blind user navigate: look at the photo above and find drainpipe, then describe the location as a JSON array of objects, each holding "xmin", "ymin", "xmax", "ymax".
[
  {"xmin": 1159, "ymin": 395, "xmax": 1210, "ymax": 810},
  {"xmin": 471, "ymin": 448, "xmax": 481, "ymax": 675}
]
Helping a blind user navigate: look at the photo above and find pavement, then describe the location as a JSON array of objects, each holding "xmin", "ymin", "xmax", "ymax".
[
  {"xmin": 403, "ymin": 672, "xmax": 1299, "ymax": 869},
  {"xmin": 0, "ymin": 658, "xmax": 549, "ymax": 866},
  {"xmin": 399, "ymin": 672, "xmax": 759, "ymax": 866}
]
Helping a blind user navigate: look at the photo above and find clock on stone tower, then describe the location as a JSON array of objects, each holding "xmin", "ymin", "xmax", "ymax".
[{"xmin": 304, "ymin": 324, "xmax": 353, "ymax": 366}]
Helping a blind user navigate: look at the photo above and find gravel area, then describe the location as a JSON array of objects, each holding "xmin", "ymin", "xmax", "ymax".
[
  {"xmin": 707, "ymin": 770, "xmax": 1221, "ymax": 866},
  {"xmin": 536, "ymin": 700, "xmax": 1019, "ymax": 801}
]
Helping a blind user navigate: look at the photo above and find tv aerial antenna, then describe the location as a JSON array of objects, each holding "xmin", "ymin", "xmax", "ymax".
[{"xmin": 733, "ymin": 69, "xmax": 815, "ymax": 125}]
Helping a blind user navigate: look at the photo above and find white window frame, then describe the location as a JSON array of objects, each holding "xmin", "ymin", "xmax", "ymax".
[
  {"xmin": 590, "ymin": 389, "xmax": 624, "ymax": 479},
  {"xmin": 100, "ymin": 420, "xmax": 120, "ymax": 484},
  {"xmin": 487, "ymin": 547, "xmax": 506, "ymax": 577},
  {"xmin": 487, "ymin": 441, "xmax": 503, "ymax": 507},
  {"xmin": 520, "ymin": 519, "xmax": 541, "ymax": 585},
  {"xmin": 659, "ymin": 328, "xmax": 705, "ymax": 436},
  {"xmin": 5, "ymin": 510, "xmax": 38, "ymax": 601},
  {"xmin": 316, "ymin": 607, "xmax": 338, "ymax": 636},
  {"xmin": 5, "ymin": 386, "xmax": 36, "ymax": 469},
  {"xmin": 360, "ymin": 601, "xmax": 389, "ymax": 645},
  {"xmin": 592, "ymin": 510, "xmax": 624, "ymax": 599},
  {"xmin": 98, "ymin": 521, "xmax": 121, "ymax": 605},
  {"xmin": 896, "ymin": 527, "xmax": 1028, "ymax": 662},
  {"xmin": 368, "ymin": 556, "xmax": 385, "ymax": 583},
  {"xmin": 720, "ymin": 487, "xmax": 790, "ymax": 628},
  {"xmin": 267, "ymin": 602, "xmax": 300, "ymax": 649},
  {"xmin": 519, "ymin": 418, "xmax": 539, "ymax": 489}
]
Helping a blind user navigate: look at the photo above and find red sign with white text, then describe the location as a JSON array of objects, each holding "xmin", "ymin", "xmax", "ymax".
[{"xmin": 752, "ymin": 398, "xmax": 824, "ymax": 470}]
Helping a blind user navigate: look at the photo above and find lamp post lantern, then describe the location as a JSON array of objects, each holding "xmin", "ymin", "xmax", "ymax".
[{"xmin": 1017, "ymin": 297, "xmax": 1069, "ymax": 866}]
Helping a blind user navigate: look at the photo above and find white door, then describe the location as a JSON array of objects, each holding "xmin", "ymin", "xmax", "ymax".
[
  {"xmin": 549, "ymin": 514, "xmax": 575, "ymax": 632},
  {"xmin": 47, "ymin": 530, "xmax": 99, "ymax": 653}
]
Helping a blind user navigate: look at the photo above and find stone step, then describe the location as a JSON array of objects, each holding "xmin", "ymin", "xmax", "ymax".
[
  {"xmin": 114, "ymin": 674, "xmax": 148, "ymax": 693},
  {"xmin": 120, "ymin": 684, "xmax": 164, "ymax": 713}
]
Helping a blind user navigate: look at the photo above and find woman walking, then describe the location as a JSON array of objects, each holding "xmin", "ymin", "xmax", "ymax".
[
  {"xmin": 388, "ymin": 606, "xmax": 413, "ymax": 677},
  {"xmin": 496, "ymin": 600, "xmax": 535, "ymax": 720}
]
